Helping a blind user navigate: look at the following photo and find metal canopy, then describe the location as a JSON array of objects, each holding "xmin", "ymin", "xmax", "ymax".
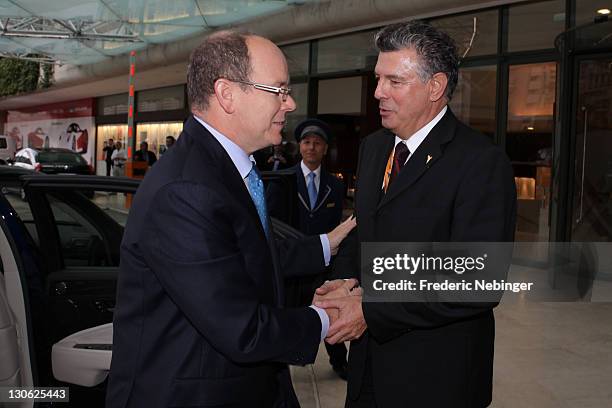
[{"xmin": 0, "ymin": 0, "xmax": 311, "ymax": 65}]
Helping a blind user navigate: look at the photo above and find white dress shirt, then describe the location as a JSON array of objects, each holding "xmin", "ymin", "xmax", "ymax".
[{"xmin": 300, "ymin": 161, "xmax": 321, "ymax": 193}]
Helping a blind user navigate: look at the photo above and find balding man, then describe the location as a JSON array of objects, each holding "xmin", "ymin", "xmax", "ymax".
[{"xmin": 107, "ymin": 31, "xmax": 356, "ymax": 408}]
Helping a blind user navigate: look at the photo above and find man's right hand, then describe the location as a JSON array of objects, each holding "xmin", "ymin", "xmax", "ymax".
[{"xmin": 314, "ymin": 278, "xmax": 361, "ymax": 331}]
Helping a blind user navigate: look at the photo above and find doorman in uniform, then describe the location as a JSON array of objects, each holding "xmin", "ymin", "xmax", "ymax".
[{"xmin": 269, "ymin": 118, "xmax": 349, "ymax": 379}]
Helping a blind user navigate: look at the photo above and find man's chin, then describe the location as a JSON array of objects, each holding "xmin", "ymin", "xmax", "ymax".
[{"xmin": 380, "ymin": 118, "xmax": 396, "ymax": 132}]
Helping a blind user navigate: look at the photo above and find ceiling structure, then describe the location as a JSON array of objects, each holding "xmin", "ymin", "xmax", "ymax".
[{"xmin": 0, "ymin": 0, "xmax": 313, "ymax": 65}]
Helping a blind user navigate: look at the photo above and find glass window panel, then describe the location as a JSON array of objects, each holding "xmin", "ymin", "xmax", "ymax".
[
  {"xmin": 286, "ymin": 82, "xmax": 308, "ymax": 141},
  {"xmin": 575, "ymin": 0, "xmax": 612, "ymax": 26},
  {"xmin": 96, "ymin": 125, "xmax": 128, "ymax": 176},
  {"xmin": 317, "ymin": 77, "xmax": 363, "ymax": 115},
  {"xmin": 430, "ymin": 10, "xmax": 498, "ymax": 57},
  {"xmin": 136, "ymin": 122, "xmax": 183, "ymax": 158},
  {"xmin": 315, "ymin": 30, "xmax": 378, "ymax": 74},
  {"xmin": 97, "ymin": 94, "xmax": 129, "ymax": 116},
  {"xmin": 137, "ymin": 85, "xmax": 185, "ymax": 112},
  {"xmin": 571, "ymin": 58, "xmax": 612, "ymax": 242},
  {"xmin": 449, "ymin": 65, "xmax": 497, "ymax": 137},
  {"xmin": 282, "ymin": 43, "xmax": 309, "ymax": 77},
  {"xmin": 508, "ymin": 0, "xmax": 565, "ymax": 52},
  {"xmin": 506, "ymin": 62, "xmax": 557, "ymax": 244}
]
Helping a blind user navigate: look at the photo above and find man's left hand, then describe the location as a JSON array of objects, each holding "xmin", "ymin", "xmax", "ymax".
[
  {"xmin": 315, "ymin": 294, "xmax": 366, "ymax": 344},
  {"xmin": 327, "ymin": 215, "xmax": 356, "ymax": 255}
]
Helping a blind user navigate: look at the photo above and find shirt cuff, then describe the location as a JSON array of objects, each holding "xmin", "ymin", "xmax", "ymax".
[
  {"xmin": 309, "ymin": 305, "xmax": 329, "ymax": 342},
  {"xmin": 319, "ymin": 234, "xmax": 331, "ymax": 266}
]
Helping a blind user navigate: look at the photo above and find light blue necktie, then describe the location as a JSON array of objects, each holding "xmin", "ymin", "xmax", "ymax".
[
  {"xmin": 247, "ymin": 163, "xmax": 270, "ymax": 238},
  {"xmin": 307, "ymin": 172, "xmax": 318, "ymax": 210}
]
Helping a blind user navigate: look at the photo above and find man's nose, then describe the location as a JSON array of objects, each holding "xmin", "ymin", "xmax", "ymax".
[
  {"xmin": 374, "ymin": 80, "xmax": 386, "ymax": 100},
  {"xmin": 283, "ymin": 95, "xmax": 296, "ymax": 112}
]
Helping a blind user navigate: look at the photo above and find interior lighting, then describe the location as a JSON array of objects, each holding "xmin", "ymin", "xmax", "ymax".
[{"xmin": 597, "ymin": 8, "xmax": 611, "ymax": 15}]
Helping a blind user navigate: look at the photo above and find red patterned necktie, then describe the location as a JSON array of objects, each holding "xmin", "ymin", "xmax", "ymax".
[{"xmin": 389, "ymin": 141, "xmax": 410, "ymax": 186}]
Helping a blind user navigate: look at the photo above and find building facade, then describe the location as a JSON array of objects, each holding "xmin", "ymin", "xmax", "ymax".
[{"xmin": 1, "ymin": 0, "xmax": 611, "ymax": 250}]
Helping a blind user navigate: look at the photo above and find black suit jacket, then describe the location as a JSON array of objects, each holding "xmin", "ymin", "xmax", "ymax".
[
  {"xmin": 334, "ymin": 109, "xmax": 517, "ymax": 408},
  {"xmin": 107, "ymin": 116, "xmax": 326, "ymax": 408},
  {"xmin": 291, "ymin": 163, "xmax": 344, "ymax": 236},
  {"xmin": 133, "ymin": 149, "xmax": 157, "ymax": 166}
]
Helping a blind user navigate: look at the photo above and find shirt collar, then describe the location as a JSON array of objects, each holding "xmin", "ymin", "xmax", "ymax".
[
  {"xmin": 300, "ymin": 161, "xmax": 321, "ymax": 179},
  {"xmin": 193, "ymin": 115, "xmax": 254, "ymax": 179},
  {"xmin": 396, "ymin": 105, "xmax": 447, "ymax": 154}
]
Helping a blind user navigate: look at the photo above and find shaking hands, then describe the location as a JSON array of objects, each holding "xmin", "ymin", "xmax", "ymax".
[{"xmin": 313, "ymin": 278, "xmax": 367, "ymax": 344}]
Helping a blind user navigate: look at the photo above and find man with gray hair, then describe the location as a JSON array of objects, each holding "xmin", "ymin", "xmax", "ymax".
[
  {"xmin": 107, "ymin": 30, "xmax": 357, "ymax": 407},
  {"xmin": 315, "ymin": 21, "xmax": 516, "ymax": 407}
]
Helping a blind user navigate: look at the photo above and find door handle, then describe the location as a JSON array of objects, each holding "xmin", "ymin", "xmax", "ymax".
[
  {"xmin": 94, "ymin": 300, "xmax": 115, "ymax": 313},
  {"xmin": 577, "ymin": 106, "xmax": 588, "ymax": 224},
  {"xmin": 54, "ymin": 281, "xmax": 68, "ymax": 296}
]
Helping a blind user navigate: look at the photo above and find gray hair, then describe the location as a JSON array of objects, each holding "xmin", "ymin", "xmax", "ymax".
[
  {"xmin": 375, "ymin": 21, "xmax": 459, "ymax": 100},
  {"xmin": 187, "ymin": 30, "xmax": 252, "ymax": 111}
]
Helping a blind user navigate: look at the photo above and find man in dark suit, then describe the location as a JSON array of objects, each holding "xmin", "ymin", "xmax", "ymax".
[
  {"xmin": 315, "ymin": 21, "xmax": 517, "ymax": 407},
  {"xmin": 133, "ymin": 141, "xmax": 157, "ymax": 166},
  {"xmin": 269, "ymin": 118, "xmax": 349, "ymax": 379},
  {"xmin": 107, "ymin": 31, "xmax": 356, "ymax": 408},
  {"xmin": 102, "ymin": 138, "xmax": 115, "ymax": 176}
]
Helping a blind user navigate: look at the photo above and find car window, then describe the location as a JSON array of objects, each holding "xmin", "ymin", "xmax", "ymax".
[
  {"xmin": 38, "ymin": 152, "xmax": 86, "ymax": 165},
  {"xmin": 16, "ymin": 156, "xmax": 31, "ymax": 165},
  {"xmin": 45, "ymin": 190, "xmax": 128, "ymax": 267},
  {"xmin": 0, "ymin": 138, "xmax": 7, "ymax": 149},
  {"xmin": 1, "ymin": 187, "xmax": 39, "ymax": 245}
]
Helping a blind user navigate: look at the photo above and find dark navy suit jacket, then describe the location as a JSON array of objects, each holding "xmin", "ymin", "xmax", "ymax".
[{"xmin": 107, "ymin": 116, "xmax": 325, "ymax": 408}]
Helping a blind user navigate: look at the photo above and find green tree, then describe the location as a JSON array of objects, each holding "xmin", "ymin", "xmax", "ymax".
[{"xmin": 0, "ymin": 56, "xmax": 54, "ymax": 96}]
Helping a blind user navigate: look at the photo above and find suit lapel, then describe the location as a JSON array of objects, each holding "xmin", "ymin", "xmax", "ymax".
[
  {"xmin": 359, "ymin": 130, "xmax": 395, "ymax": 215},
  {"xmin": 377, "ymin": 109, "xmax": 457, "ymax": 210},
  {"xmin": 312, "ymin": 170, "xmax": 332, "ymax": 212},
  {"xmin": 294, "ymin": 165, "xmax": 311, "ymax": 212}
]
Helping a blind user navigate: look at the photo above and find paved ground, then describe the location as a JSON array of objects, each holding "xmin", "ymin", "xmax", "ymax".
[{"xmin": 292, "ymin": 278, "xmax": 612, "ymax": 407}]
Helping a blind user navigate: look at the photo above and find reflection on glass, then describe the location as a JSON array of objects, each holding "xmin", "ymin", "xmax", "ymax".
[
  {"xmin": 574, "ymin": 0, "xmax": 612, "ymax": 26},
  {"xmin": 137, "ymin": 85, "xmax": 185, "ymax": 112},
  {"xmin": 282, "ymin": 43, "xmax": 309, "ymax": 77},
  {"xmin": 508, "ymin": 0, "xmax": 565, "ymax": 52},
  {"xmin": 98, "ymin": 94, "xmax": 128, "ymax": 116},
  {"xmin": 136, "ymin": 122, "xmax": 183, "ymax": 157},
  {"xmin": 572, "ymin": 58, "xmax": 612, "ymax": 242},
  {"xmin": 430, "ymin": 10, "xmax": 498, "ymax": 57},
  {"xmin": 316, "ymin": 30, "xmax": 377, "ymax": 74},
  {"xmin": 506, "ymin": 62, "xmax": 557, "ymax": 243},
  {"xmin": 449, "ymin": 65, "xmax": 497, "ymax": 137}
]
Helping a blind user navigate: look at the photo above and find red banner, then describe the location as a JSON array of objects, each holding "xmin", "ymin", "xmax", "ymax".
[{"xmin": 6, "ymin": 98, "xmax": 94, "ymax": 123}]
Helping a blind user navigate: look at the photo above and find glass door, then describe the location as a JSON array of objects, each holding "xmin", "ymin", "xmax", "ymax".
[{"xmin": 571, "ymin": 56, "xmax": 612, "ymax": 242}]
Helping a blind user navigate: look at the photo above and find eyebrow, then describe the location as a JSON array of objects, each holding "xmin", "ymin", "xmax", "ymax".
[{"xmin": 375, "ymin": 73, "xmax": 408, "ymax": 81}]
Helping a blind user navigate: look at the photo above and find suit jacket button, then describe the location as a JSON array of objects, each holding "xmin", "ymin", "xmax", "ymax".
[{"xmin": 309, "ymin": 214, "xmax": 314, "ymax": 218}]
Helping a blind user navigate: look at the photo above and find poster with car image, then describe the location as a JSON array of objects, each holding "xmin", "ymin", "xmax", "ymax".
[{"xmin": 5, "ymin": 99, "xmax": 95, "ymax": 165}]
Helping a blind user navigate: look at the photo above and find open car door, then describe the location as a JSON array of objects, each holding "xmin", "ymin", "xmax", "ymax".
[{"xmin": 18, "ymin": 175, "xmax": 139, "ymax": 407}]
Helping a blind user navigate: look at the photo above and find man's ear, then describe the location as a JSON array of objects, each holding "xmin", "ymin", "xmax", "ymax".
[
  {"xmin": 429, "ymin": 72, "xmax": 449, "ymax": 102},
  {"xmin": 213, "ymin": 78, "xmax": 235, "ymax": 114}
]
